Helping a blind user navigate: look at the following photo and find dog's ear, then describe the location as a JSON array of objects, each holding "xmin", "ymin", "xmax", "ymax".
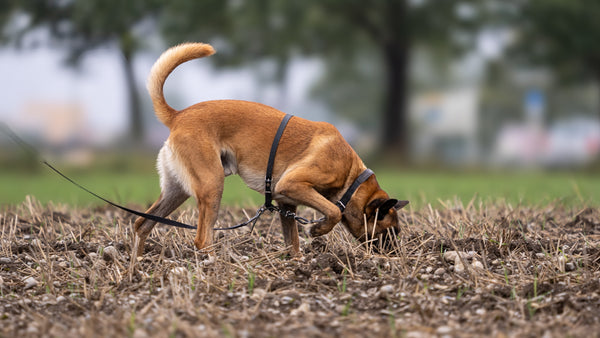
[
  {"xmin": 394, "ymin": 200, "xmax": 409, "ymax": 210},
  {"xmin": 377, "ymin": 199, "xmax": 399, "ymax": 220},
  {"xmin": 365, "ymin": 198, "xmax": 385, "ymax": 219},
  {"xmin": 366, "ymin": 198, "xmax": 400, "ymax": 220}
]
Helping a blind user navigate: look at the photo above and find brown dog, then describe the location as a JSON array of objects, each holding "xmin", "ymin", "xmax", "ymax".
[{"xmin": 133, "ymin": 42, "xmax": 407, "ymax": 257}]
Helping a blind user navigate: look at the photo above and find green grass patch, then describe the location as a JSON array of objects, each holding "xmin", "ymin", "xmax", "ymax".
[
  {"xmin": 1, "ymin": 166, "xmax": 598, "ymax": 208},
  {"xmin": 376, "ymin": 169, "xmax": 599, "ymax": 208}
]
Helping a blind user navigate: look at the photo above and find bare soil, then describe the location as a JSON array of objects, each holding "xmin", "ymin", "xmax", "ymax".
[{"xmin": 1, "ymin": 196, "xmax": 599, "ymax": 337}]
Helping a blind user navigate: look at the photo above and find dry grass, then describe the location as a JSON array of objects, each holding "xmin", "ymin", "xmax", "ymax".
[{"xmin": 1, "ymin": 196, "xmax": 599, "ymax": 337}]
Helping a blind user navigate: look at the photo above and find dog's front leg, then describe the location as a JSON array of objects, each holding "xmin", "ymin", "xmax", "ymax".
[
  {"xmin": 278, "ymin": 203, "xmax": 301, "ymax": 257},
  {"xmin": 276, "ymin": 179, "xmax": 342, "ymax": 238}
]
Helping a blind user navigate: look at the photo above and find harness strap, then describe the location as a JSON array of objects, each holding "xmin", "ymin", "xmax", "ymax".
[
  {"xmin": 335, "ymin": 168, "xmax": 374, "ymax": 212},
  {"xmin": 264, "ymin": 114, "xmax": 293, "ymax": 210}
]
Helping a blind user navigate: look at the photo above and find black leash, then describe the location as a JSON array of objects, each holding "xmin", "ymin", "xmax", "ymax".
[{"xmin": 1, "ymin": 122, "xmax": 197, "ymax": 230}]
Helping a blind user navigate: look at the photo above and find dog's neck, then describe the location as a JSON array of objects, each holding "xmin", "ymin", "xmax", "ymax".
[{"xmin": 340, "ymin": 173, "xmax": 389, "ymax": 239}]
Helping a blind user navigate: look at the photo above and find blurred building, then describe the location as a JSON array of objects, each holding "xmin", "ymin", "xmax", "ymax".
[
  {"xmin": 410, "ymin": 87, "xmax": 480, "ymax": 166},
  {"xmin": 16, "ymin": 100, "xmax": 88, "ymax": 147},
  {"xmin": 12, "ymin": 100, "xmax": 95, "ymax": 165}
]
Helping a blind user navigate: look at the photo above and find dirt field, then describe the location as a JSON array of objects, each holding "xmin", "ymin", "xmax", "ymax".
[{"xmin": 1, "ymin": 196, "xmax": 599, "ymax": 337}]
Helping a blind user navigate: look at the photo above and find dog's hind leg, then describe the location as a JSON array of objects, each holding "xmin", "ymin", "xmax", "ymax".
[
  {"xmin": 171, "ymin": 142, "xmax": 226, "ymax": 252},
  {"xmin": 278, "ymin": 203, "xmax": 301, "ymax": 257},
  {"xmin": 132, "ymin": 187, "xmax": 189, "ymax": 256},
  {"xmin": 133, "ymin": 147, "xmax": 190, "ymax": 256},
  {"xmin": 190, "ymin": 171, "xmax": 224, "ymax": 252}
]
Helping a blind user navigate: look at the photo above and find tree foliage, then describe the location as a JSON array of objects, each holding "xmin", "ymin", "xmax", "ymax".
[
  {"xmin": 512, "ymin": 0, "xmax": 600, "ymax": 82},
  {"xmin": 161, "ymin": 0, "xmax": 480, "ymax": 156},
  {"xmin": 4, "ymin": 0, "xmax": 480, "ymax": 153},
  {"xmin": 9, "ymin": 0, "xmax": 166, "ymax": 143}
]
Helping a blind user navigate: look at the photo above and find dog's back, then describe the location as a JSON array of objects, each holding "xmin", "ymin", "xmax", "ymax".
[{"xmin": 168, "ymin": 99, "xmax": 360, "ymax": 197}]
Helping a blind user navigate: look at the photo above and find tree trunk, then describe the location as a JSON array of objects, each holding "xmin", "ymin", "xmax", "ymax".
[
  {"xmin": 381, "ymin": 42, "xmax": 410, "ymax": 158},
  {"xmin": 121, "ymin": 50, "xmax": 143, "ymax": 145}
]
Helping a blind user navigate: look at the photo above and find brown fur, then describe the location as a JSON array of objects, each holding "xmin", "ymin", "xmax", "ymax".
[{"xmin": 133, "ymin": 43, "xmax": 407, "ymax": 257}]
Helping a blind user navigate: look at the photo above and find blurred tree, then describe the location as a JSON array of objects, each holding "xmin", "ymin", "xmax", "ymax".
[
  {"xmin": 312, "ymin": 0, "xmax": 479, "ymax": 156},
  {"xmin": 511, "ymin": 0, "xmax": 600, "ymax": 119},
  {"xmin": 9, "ymin": 0, "xmax": 165, "ymax": 144},
  {"xmin": 0, "ymin": 0, "xmax": 19, "ymax": 44},
  {"xmin": 161, "ymin": 0, "xmax": 478, "ymax": 158}
]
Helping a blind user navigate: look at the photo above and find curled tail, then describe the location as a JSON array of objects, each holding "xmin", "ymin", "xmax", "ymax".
[{"xmin": 147, "ymin": 42, "xmax": 215, "ymax": 127}]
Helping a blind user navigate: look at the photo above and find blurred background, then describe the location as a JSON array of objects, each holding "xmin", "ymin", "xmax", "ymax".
[{"xmin": 1, "ymin": 0, "xmax": 599, "ymax": 207}]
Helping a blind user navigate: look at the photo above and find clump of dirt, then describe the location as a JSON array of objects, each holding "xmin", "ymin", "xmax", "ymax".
[{"xmin": 1, "ymin": 197, "xmax": 599, "ymax": 337}]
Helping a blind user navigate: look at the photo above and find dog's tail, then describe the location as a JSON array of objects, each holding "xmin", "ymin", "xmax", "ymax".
[{"xmin": 147, "ymin": 42, "xmax": 215, "ymax": 127}]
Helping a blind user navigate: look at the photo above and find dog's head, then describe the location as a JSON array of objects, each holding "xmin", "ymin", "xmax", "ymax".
[{"xmin": 341, "ymin": 193, "xmax": 409, "ymax": 245}]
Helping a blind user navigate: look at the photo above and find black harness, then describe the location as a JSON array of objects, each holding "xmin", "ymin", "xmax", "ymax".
[{"xmin": 2, "ymin": 118, "xmax": 374, "ymax": 232}]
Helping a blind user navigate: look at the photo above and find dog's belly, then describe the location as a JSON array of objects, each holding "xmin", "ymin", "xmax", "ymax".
[
  {"xmin": 236, "ymin": 167, "xmax": 296, "ymax": 204},
  {"xmin": 237, "ymin": 167, "xmax": 265, "ymax": 193}
]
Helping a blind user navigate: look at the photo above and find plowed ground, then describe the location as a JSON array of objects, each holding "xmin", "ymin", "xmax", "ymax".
[{"xmin": 1, "ymin": 197, "xmax": 599, "ymax": 337}]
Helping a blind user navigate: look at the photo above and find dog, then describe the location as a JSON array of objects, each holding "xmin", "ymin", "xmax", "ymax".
[{"xmin": 133, "ymin": 42, "xmax": 408, "ymax": 257}]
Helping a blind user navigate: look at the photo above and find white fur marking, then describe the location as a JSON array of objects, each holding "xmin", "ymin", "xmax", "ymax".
[{"xmin": 157, "ymin": 141, "xmax": 194, "ymax": 197}]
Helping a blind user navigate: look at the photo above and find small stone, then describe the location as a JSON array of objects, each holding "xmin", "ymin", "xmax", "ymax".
[
  {"xmin": 281, "ymin": 296, "xmax": 295, "ymax": 304},
  {"xmin": 380, "ymin": 284, "xmax": 394, "ymax": 295},
  {"xmin": 565, "ymin": 262, "xmax": 576, "ymax": 272},
  {"xmin": 23, "ymin": 277, "xmax": 38, "ymax": 290},
  {"xmin": 169, "ymin": 267, "xmax": 188, "ymax": 279},
  {"xmin": 434, "ymin": 267, "xmax": 446, "ymax": 276},
  {"xmin": 0, "ymin": 257, "xmax": 11, "ymax": 264},
  {"xmin": 436, "ymin": 326, "xmax": 453, "ymax": 334},
  {"xmin": 290, "ymin": 302, "xmax": 311, "ymax": 316},
  {"xmin": 443, "ymin": 251, "xmax": 470, "ymax": 263},
  {"xmin": 475, "ymin": 308, "xmax": 486, "ymax": 315},
  {"xmin": 250, "ymin": 288, "xmax": 266, "ymax": 301},
  {"xmin": 26, "ymin": 324, "xmax": 39, "ymax": 334},
  {"xmin": 425, "ymin": 266, "xmax": 433, "ymax": 273},
  {"xmin": 472, "ymin": 260, "xmax": 484, "ymax": 270},
  {"xmin": 102, "ymin": 246, "xmax": 120, "ymax": 262},
  {"xmin": 454, "ymin": 258, "xmax": 465, "ymax": 273},
  {"xmin": 443, "ymin": 251, "xmax": 458, "ymax": 262},
  {"xmin": 133, "ymin": 330, "xmax": 148, "ymax": 338},
  {"xmin": 201, "ymin": 255, "xmax": 215, "ymax": 266}
]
